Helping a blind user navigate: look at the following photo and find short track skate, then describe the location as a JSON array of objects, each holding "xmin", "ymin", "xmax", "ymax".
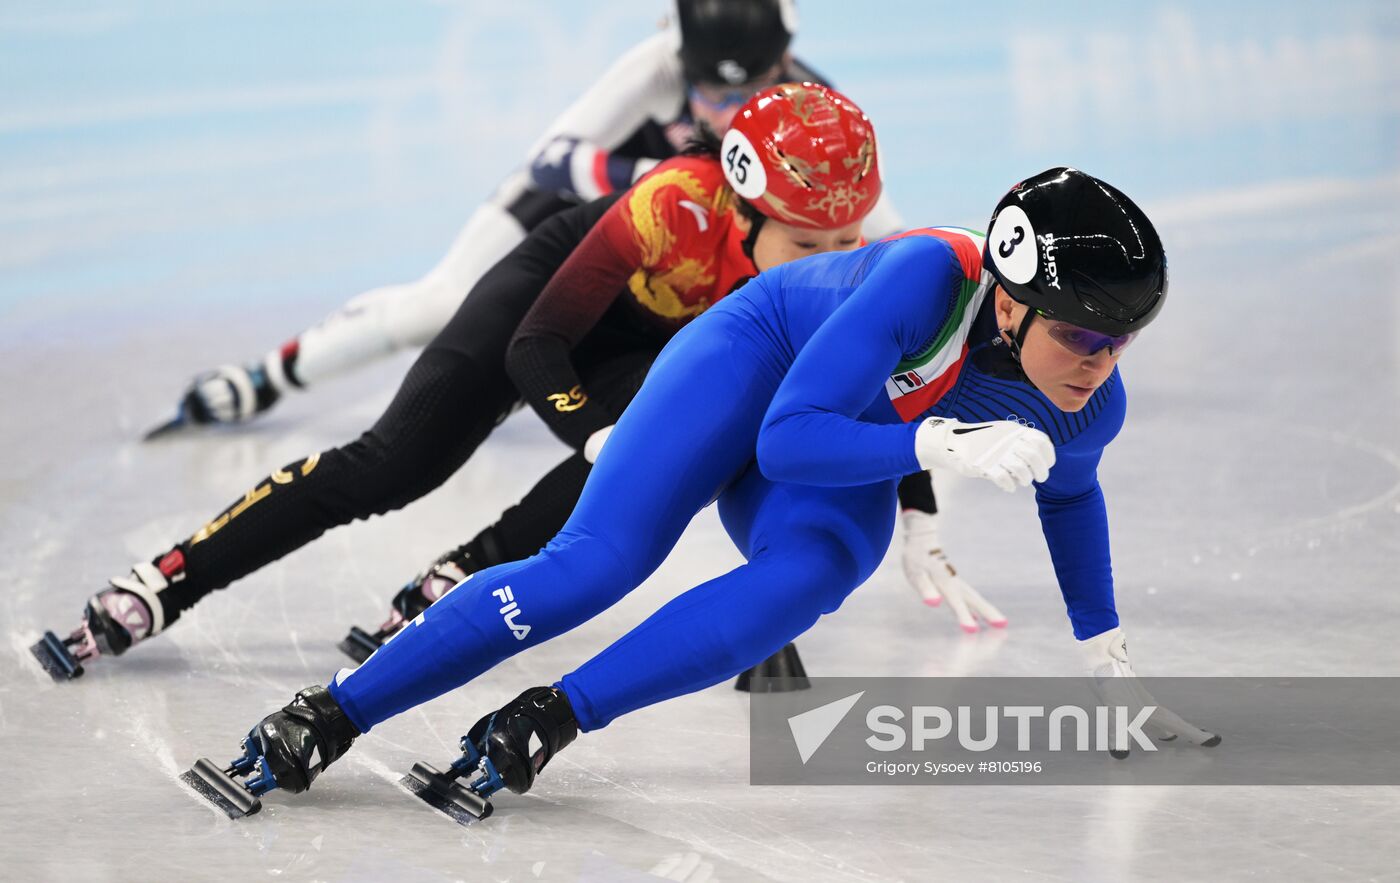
[
  {"xmin": 30, "ymin": 587, "xmax": 155, "ymax": 683},
  {"xmin": 401, "ymin": 686, "xmax": 577, "ymax": 825},
  {"xmin": 398, "ymin": 734, "xmax": 501, "ymax": 825},
  {"xmin": 182, "ymin": 686, "xmax": 358, "ymax": 818},
  {"xmin": 29, "ymin": 629, "xmax": 88, "ymax": 682},
  {"xmin": 339, "ymin": 557, "xmax": 471, "ymax": 663},
  {"xmin": 181, "ymin": 735, "xmax": 280, "ymax": 818},
  {"xmin": 337, "ymin": 623, "xmax": 389, "ymax": 665}
]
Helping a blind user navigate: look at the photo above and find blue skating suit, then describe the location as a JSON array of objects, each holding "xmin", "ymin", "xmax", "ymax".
[{"xmin": 329, "ymin": 229, "xmax": 1126, "ymax": 734}]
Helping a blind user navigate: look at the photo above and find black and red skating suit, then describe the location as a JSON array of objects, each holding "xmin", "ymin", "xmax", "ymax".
[{"xmin": 508, "ymin": 155, "xmax": 760, "ymax": 448}]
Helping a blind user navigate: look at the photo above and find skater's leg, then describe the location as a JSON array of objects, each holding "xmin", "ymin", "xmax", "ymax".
[
  {"xmin": 560, "ymin": 469, "xmax": 897, "ymax": 730},
  {"xmin": 340, "ymin": 347, "xmax": 658, "ymax": 660},
  {"xmin": 166, "ymin": 183, "xmax": 585, "ymax": 428},
  {"xmin": 326, "ymin": 323, "xmax": 782, "ymax": 732},
  {"xmin": 274, "ymin": 182, "xmax": 582, "ymax": 389},
  {"xmin": 473, "ymin": 349, "xmax": 657, "ymax": 563},
  {"xmin": 155, "ymin": 346, "xmax": 518, "ymax": 623},
  {"xmin": 446, "ymin": 348, "xmax": 659, "ymax": 573},
  {"xmin": 68, "ymin": 348, "xmax": 504, "ymax": 673},
  {"xmin": 273, "ymin": 203, "xmax": 527, "ymax": 389},
  {"xmin": 106, "ymin": 200, "xmax": 628, "ymax": 639},
  {"xmin": 165, "ymin": 203, "xmax": 526, "ymax": 433},
  {"xmin": 337, "ymin": 350, "xmax": 660, "ymax": 662}
]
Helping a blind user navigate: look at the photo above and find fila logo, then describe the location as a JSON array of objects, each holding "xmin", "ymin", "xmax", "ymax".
[
  {"xmin": 891, "ymin": 371, "xmax": 925, "ymax": 393},
  {"xmin": 492, "ymin": 586, "xmax": 531, "ymax": 641}
]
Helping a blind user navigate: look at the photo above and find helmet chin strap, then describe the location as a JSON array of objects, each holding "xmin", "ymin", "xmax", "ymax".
[
  {"xmin": 739, "ymin": 209, "xmax": 766, "ymax": 263},
  {"xmin": 1004, "ymin": 309, "xmax": 1035, "ymax": 363}
]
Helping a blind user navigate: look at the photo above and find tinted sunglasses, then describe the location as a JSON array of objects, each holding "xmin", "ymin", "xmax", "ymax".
[{"xmin": 1034, "ymin": 310, "xmax": 1138, "ymax": 357}]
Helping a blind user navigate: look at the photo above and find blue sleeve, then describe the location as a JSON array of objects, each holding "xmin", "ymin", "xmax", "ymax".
[
  {"xmin": 1034, "ymin": 377, "xmax": 1126, "ymax": 640},
  {"xmin": 756, "ymin": 237, "xmax": 960, "ymax": 486}
]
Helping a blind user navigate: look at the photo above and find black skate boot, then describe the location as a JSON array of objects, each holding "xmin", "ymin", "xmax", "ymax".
[
  {"xmin": 401, "ymin": 686, "xmax": 578, "ymax": 825},
  {"xmin": 31, "ymin": 560, "xmax": 172, "ymax": 682},
  {"xmin": 183, "ymin": 685, "xmax": 359, "ymax": 819},
  {"xmin": 338, "ymin": 539, "xmax": 490, "ymax": 663}
]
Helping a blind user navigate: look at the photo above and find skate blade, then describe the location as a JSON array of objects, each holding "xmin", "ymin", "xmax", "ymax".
[
  {"xmin": 399, "ymin": 762, "xmax": 492, "ymax": 826},
  {"xmin": 181, "ymin": 758, "xmax": 263, "ymax": 819},
  {"xmin": 29, "ymin": 631, "xmax": 83, "ymax": 682},
  {"xmin": 142, "ymin": 413, "xmax": 187, "ymax": 442},
  {"xmin": 336, "ymin": 627, "xmax": 381, "ymax": 664}
]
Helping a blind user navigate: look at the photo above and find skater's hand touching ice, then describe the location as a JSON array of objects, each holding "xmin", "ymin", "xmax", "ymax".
[
  {"xmin": 901, "ymin": 510, "xmax": 1006, "ymax": 633},
  {"xmin": 1079, "ymin": 627, "xmax": 1221, "ymax": 758},
  {"xmin": 915, "ymin": 418, "xmax": 1054, "ymax": 493}
]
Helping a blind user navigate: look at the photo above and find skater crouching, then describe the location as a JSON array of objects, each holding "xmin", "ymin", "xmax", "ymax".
[{"xmin": 190, "ymin": 166, "xmax": 1218, "ymax": 819}]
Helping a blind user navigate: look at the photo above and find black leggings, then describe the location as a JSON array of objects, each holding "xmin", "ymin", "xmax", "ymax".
[{"xmin": 154, "ymin": 196, "xmax": 645, "ymax": 623}]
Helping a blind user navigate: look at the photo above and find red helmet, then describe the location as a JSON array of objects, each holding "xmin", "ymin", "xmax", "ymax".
[{"xmin": 720, "ymin": 82, "xmax": 881, "ymax": 230}]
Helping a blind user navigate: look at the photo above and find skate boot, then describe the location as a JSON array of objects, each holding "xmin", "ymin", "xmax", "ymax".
[
  {"xmin": 144, "ymin": 361, "xmax": 284, "ymax": 440},
  {"xmin": 31, "ymin": 560, "xmax": 170, "ymax": 682},
  {"xmin": 338, "ymin": 542, "xmax": 485, "ymax": 663},
  {"xmin": 182, "ymin": 685, "xmax": 359, "ymax": 818},
  {"xmin": 401, "ymin": 686, "xmax": 579, "ymax": 824}
]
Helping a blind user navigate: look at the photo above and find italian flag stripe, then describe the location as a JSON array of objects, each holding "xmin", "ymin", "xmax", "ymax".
[
  {"xmin": 880, "ymin": 227, "xmax": 992, "ymax": 422},
  {"xmin": 891, "ymin": 344, "xmax": 970, "ymax": 422}
]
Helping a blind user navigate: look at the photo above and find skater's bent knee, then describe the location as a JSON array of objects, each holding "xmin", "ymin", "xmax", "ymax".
[{"xmin": 537, "ymin": 530, "xmax": 641, "ymax": 603}]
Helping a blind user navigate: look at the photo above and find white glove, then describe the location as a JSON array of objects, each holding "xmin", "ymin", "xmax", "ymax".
[
  {"xmin": 914, "ymin": 418, "xmax": 1054, "ymax": 493},
  {"xmin": 901, "ymin": 510, "xmax": 1006, "ymax": 633},
  {"xmin": 1079, "ymin": 627, "xmax": 1220, "ymax": 757},
  {"xmin": 583, "ymin": 424, "xmax": 614, "ymax": 464}
]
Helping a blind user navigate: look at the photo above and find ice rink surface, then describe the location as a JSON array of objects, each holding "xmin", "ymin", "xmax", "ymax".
[{"xmin": 2, "ymin": 1, "xmax": 1399, "ymax": 880}]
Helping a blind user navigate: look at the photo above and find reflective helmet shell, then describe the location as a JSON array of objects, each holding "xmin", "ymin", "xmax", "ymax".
[
  {"xmin": 720, "ymin": 82, "xmax": 881, "ymax": 230},
  {"xmin": 985, "ymin": 167, "xmax": 1167, "ymax": 336},
  {"xmin": 676, "ymin": 0, "xmax": 796, "ymax": 85}
]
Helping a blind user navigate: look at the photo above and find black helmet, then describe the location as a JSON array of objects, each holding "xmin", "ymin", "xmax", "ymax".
[
  {"xmin": 985, "ymin": 167, "xmax": 1167, "ymax": 337},
  {"xmin": 676, "ymin": 0, "xmax": 796, "ymax": 86}
]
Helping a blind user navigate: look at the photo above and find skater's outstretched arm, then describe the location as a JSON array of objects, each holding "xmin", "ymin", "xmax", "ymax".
[
  {"xmin": 1031, "ymin": 379, "xmax": 1125, "ymax": 640},
  {"xmin": 757, "ymin": 236, "xmax": 961, "ymax": 486},
  {"xmin": 505, "ymin": 208, "xmax": 642, "ymax": 449},
  {"xmin": 526, "ymin": 31, "xmax": 688, "ymax": 200}
]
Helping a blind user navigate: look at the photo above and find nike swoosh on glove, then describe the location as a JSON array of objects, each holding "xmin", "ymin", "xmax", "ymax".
[{"xmin": 914, "ymin": 418, "xmax": 1055, "ymax": 493}]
